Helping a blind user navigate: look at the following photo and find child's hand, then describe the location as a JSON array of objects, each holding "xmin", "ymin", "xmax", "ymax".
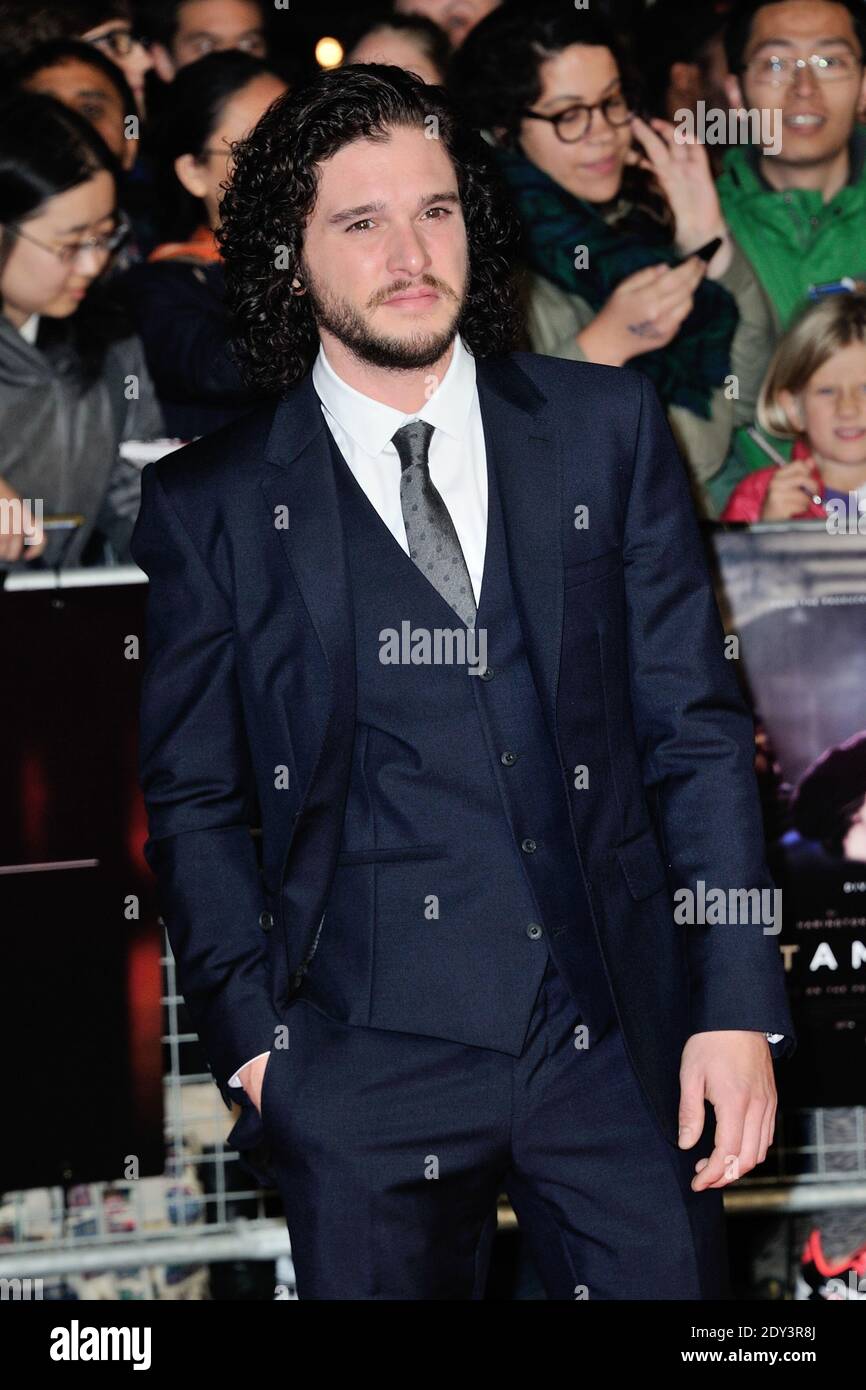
[{"xmin": 760, "ymin": 459, "xmax": 819, "ymax": 521}]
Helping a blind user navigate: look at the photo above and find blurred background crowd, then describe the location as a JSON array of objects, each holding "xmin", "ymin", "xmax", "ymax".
[{"xmin": 1, "ymin": 0, "xmax": 865, "ymax": 566}]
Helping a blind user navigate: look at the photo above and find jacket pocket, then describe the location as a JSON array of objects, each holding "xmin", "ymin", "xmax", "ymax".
[
  {"xmin": 336, "ymin": 843, "xmax": 447, "ymax": 865},
  {"xmin": 614, "ymin": 827, "xmax": 668, "ymax": 900}
]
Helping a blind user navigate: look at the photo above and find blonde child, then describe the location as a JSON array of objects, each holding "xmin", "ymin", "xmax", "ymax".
[{"xmin": 722, "ymin": 294, "xmax": 866, "ymax": 522}]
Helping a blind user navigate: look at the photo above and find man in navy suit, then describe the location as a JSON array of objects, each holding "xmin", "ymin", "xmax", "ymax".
[{"xmin": 130, "ymin": 65, "xmax": 795, "ymax": 1300}]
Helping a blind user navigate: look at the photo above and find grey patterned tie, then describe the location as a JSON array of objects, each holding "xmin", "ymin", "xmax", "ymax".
[{"xmin": 392, "ymin": 419, "xmax": 477, "ymax": 629}]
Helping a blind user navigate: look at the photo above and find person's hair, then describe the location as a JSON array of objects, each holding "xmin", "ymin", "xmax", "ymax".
[
  {"xmin": 447, "ymin": 1, "xmax": 641, "ymax": 149},
  {"xmin": 345, "ymin": 11, "xmax": 452, "ymax": 83},
  {"xmin": 217, "ymin": 62, "xmax": 523, "ymax": 394},
  {"xmin": 756, "ymin": 292, "xmax": 866, "ymax": 437},
  {"xmin": 149, "ymin": 49, "xmax": 281, "ymax": 243},
  {"xmin": 639, "ymin": 0, "xmax": 732, "ymax": 116},
  {"xmin": 0, "ymin": 88, "xmax": 130, "ymax": 384},
  {"xmin": 725, "ymin": 0, "xmax": 866, "ymax": 75},
  {"xmin": 9, "ymin": 36, "xmax": 139, "ymax": 119},
  {"xmin": 0, "ymin": 1, "xmax": 132, "ymax": 60}
]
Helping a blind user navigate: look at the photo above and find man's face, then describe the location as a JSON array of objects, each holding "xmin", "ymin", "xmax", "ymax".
[
  {"xmin": 726, "ymin": 0, "xmax": 866, "ymax": 164},
  {"xmin": 393, "ymin": 0, "xmax": 501, "ymax": 50},
  {"xmin": 300, "ymin": 124, "xmax": 470, "ymax": 371},
  {"xmin": 23, "ymin": 59, "xmax": 133, "ymax": 168},
  {"xmin": 172, "ymin": 0, "xmax": 267, "ymax": 69}
]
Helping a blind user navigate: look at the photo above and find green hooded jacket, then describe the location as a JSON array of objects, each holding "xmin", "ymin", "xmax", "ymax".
[{"xmin": 717, "ymin": 126, "xmax": 866, "ymax": 335}]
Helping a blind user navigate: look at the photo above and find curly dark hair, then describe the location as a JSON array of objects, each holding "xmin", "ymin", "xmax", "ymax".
[{"xmin": 217, "ymin": 63, "xmax": 523, "ymax": 395}]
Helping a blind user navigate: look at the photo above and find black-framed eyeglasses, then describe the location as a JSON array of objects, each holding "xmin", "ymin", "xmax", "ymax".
[
  {"xmin": 4, "ymin": 211, "xmax": 131, "ymax": 266},
  {"xmin": 520, "ymin": 91, "xmax": 633, "ymax": 144}
]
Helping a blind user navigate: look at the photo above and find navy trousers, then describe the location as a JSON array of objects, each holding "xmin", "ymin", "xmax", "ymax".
[{"xmin": 260, "ymin": 951, "xmax": 729, "ymax": 1300}]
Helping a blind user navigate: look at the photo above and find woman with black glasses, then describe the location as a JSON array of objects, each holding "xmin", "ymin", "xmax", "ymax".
[
  {"xmin": 0, "ymin": 91, "xmax": 164, "ymax": 567},
  {"xmin": 452, "ymin": 3, "xmax": 775, "ymax": 516}
]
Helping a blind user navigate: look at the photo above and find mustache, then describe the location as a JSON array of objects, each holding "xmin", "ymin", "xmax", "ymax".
[{"xmin": 368, "ymin": 275, "xmax": 457, "ymax": 307}]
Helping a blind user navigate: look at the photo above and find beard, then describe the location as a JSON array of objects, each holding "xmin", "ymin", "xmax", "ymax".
[{"xmin": 300, "ymin": 263, "xmax": 468, "ymax": 370}]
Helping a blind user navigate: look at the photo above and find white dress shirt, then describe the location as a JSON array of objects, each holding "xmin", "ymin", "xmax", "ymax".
[{"xmin": 227, "ymin": 333, "xmax": 489, "ymax": 1087}]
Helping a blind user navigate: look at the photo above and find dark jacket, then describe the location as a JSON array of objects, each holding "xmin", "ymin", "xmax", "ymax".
[
  {"xmin": 117, "ymin": 258, "xmax": 269, "ymax": 440},
  {"xmin": 129, "ymin": 351, "xmax": 796, "ymax": 1137}
]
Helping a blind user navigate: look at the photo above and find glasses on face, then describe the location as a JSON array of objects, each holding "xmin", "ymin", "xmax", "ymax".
[
  {"xmin": 187, "ymin": 34, "xmax": 267, "ymax": 59},
  {"xmin": 6, "ymin": 213, "xmax": 131, "ymax": 266},
  {"xmin": 88, "ymin": 27, "xmax": 153, "ymax": 58},
  {"xmin": 520, "ymin": 91, "xmax": 632, "ymax": 144},
  {"xmin": 744, "ymin": 51, "xmax": 863, "ymax": 85}
]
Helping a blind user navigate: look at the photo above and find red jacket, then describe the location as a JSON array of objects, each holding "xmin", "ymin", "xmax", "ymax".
[{"xmin": 721, "ymin": 438, "xmax": 827, "ymax": 522}]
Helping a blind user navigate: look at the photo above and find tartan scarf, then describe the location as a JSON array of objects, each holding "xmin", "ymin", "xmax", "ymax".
[{"xmin": 494, "ymin": 143, "xmax": 739, "ymax": 419}]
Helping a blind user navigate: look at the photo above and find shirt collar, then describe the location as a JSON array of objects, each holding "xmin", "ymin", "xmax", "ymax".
[
  {"xmin": 18, "ymin": 313, "xmax": 39, "ymax": 345},
  {"xmin": 311, "ymin": 332, "xmax": 477, "ymax": 457}
]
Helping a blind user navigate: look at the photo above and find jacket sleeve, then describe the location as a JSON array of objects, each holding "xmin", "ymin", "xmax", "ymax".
[
  {"xmin": 119, "ymin": 262, "xmax": 258, "ymax": 406},
  {"xmin": 622, "ymin": 374, "xmax": 796, "ymax": 1052},
  {"xmin": 713, "ymin": 238, "xmax": 775, "ymax": 429},
  {"xmin": 130, "ymin": 459, "xmax": 284, "ymax": 1107}
]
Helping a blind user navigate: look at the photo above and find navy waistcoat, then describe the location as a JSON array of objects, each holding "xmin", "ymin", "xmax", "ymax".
[{"xmin": 295, "ymin": 423, "xmax": 615, "ymax": 1054}]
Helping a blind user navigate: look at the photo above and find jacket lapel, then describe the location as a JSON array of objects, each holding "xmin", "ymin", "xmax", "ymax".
[
  {"xmin": 476, "ymin": 356, "xmax": 562, "ymax": 739},
  {"xmin": 259, "ymin": 374, "xmax": 356, "ymax": 814}
]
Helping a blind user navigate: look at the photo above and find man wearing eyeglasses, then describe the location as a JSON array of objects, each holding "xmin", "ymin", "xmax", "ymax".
[
  {"xmin": 145, "ymin": 0, "xmax": 269, "ymax": 82},
  {"xmin": 719, "ymin": 0, "xmax": 866, "ymax": 333}
]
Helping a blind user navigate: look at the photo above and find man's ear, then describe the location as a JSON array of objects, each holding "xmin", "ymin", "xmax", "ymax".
[
  {"xmin": 149, "ymin": 42, "xmax": 176, "ymax": 84},
  {"xmin": 778, "ymin": 387, "xmax": 804, "ymax": 433},
  {"xmin": 174, "ymin": 152, "xmax": 208, "ymax": 199}
]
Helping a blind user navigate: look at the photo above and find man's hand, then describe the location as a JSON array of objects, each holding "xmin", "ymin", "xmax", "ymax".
[
  {"xmin": 238, "ymin": 1052, "xmax": 271, "ymax": 1114},
  {"xmin": 678, "ymin": 1031, "xmax": 777, "ymax": 1190}
]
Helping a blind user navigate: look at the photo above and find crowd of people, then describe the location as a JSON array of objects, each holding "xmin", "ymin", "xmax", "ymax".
[{"xmin": 0, "ymin": 0, "xmax": 864, "ymax": 566}]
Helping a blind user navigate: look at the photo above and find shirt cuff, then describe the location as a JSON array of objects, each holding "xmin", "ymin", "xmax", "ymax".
[{"xmin": 227, "ymin": 1050, "xmax": 270, "ymax": 1088}]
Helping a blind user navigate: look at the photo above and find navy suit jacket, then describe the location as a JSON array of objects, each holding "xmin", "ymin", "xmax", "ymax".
[{"xmin": 129, "ymin": 351, "xmax": 796, "ymax": 1139}]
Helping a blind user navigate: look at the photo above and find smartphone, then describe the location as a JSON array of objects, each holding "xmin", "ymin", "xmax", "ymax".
[{"xmin": 692, "ymin": 236, "xmax": 723, "ymax": 263}]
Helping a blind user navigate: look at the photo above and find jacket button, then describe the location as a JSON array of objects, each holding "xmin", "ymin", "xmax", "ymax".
[
  {"xmin": 526, "ymin": 922, "xmax": 543, "ymax": 940},
  {"xmin": 259, "ymin": 910, "xmax": 273, "ymax": 932},
  {"xmin": 479, "ymin": 666, "xmax": 494, "ymax": 681},
  {"xmin": 521, "ymin": 838, "xmax": 537, "ymax": 853},
  {"xmin": 500, "ymin": 751, "xmax": 518, "ymax": 765}
]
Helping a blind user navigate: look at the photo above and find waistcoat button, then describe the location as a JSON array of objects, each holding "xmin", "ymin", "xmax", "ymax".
[
  {"xmin": 521, "ymin": 838, "xmax": 537, "ymax": 853},
  {"xmin": 259, "ymin": 910, "xmax": 273, "ymax": 932},
  {"xmin": 526, "ymin": 922, "xmax": 543, "ymax": 940},
  {"xmin": 500, "ymin": 751, "xmax": 518, "ymax": 765}
]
